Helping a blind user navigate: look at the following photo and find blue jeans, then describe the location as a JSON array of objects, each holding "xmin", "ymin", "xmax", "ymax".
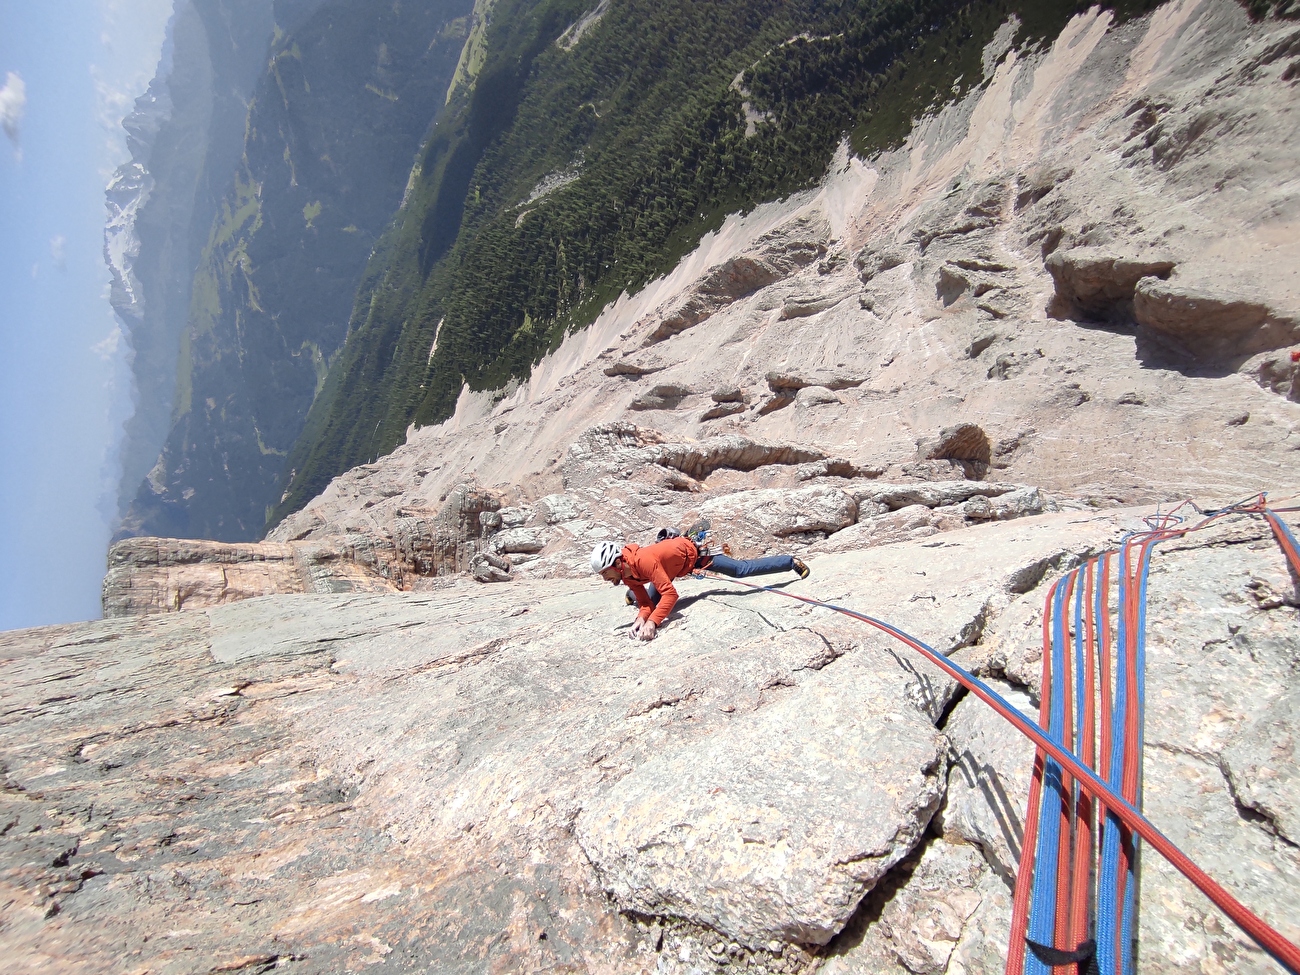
[{"xmin": 705, "ymin": 554, "xmax": 797, "ymax": 578}]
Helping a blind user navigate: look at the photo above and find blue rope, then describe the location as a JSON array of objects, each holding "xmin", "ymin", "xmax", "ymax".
[
  {"xmin": 1073, "ymin": 567, "xmax": 1091, "ymax": 936},
  {"xmin": 1026, "ymin": 573, "xmax": 1075, "ymax": 972}
]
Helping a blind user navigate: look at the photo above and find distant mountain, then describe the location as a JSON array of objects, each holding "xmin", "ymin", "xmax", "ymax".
[
  {"xmin": 113, "ymin": 0, "xmax": 473, "ymax": 541},
  {"xmin": 106, "ymin": 0, "xmax": 282, "ymax": 533}
]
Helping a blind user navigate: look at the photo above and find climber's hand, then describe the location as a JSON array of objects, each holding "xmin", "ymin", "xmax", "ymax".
[
  {"xmin": 628, "ymin": 619, "xmax": 644, "ymax": 640},
  {"xmin": 638, "ymin": 620, "xmax": 657, "ymax": 641}
]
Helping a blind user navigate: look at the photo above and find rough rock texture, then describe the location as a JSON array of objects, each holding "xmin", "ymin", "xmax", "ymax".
[
  {"xmin": 239, "ymin": 0, "xmax": 1300, "ymax": 605},
  {"xmin": 1134, "ymin": 277, "xmax": 1300, "ymax": 361},
  {"xmin": 104, "ymin": 482, "xmax": 509, "ymax": 616},
  {"xmin": 700, "ymin": 485, "xmax": 859, "ymax": 543},
  {"xmin": 66, "ymin": 3, "xmax": 1300, "ymax": 970},
  {"xmin": 640, "ymin": 213, "xmax": 831, "ymax": 347},
  {"xmin": 577, "ymin": 667, "xmax": 947, "ymax": 947},
  {"xmin": 937, "ymin": 682, "xmax": 1038, "ymax": 885},
  {"xmin": 15, "ymin": 507, "xmax": 1300, "ymax": 973},
  {"xmin": 1045, "ymin": 246, "xmax": 1176, "ymax": 319},
  {"xmin": 819, "ymin": 839, "xmax": 1007, "ymax": 975}
]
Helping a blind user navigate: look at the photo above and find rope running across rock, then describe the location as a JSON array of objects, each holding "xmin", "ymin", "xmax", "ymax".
[{"xmin": 701, "ymin": 496, "xmax": 1300, "ymax": 975}]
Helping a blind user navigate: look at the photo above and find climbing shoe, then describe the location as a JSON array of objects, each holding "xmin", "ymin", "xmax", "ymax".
[
  {"xmin": 625, "ymin": 588, "xmax": 637, "ymax": 606},
  {"xmin": 792, "ymin": 558, "xmax": 810, "ymax": 580}
]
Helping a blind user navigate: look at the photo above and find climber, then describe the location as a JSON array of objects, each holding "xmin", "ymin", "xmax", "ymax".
[{"xmin": 590, "ymin": 537, "xmax": 809, "ymax": 641}]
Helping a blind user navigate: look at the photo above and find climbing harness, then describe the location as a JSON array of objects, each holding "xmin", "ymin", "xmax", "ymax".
[{"xmin": 703, "ymin": 495, "xmax": 1300, "ymax": 975}]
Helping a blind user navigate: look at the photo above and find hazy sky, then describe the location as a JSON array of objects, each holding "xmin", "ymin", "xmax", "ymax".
[{"xmin": 0, "ymin": 0, "xmax": 172, "ymax": 630}]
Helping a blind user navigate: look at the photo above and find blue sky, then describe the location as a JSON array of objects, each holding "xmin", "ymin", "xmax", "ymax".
[{"xmin": 0, "ymin": 0, "xmax": 172, "ymax": 630}]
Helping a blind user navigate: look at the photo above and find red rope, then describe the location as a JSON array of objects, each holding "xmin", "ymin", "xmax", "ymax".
[
  {"xmin": 1055, "ymin": 572, "xmax": 1078, "ymax": 964},
  {"xmin": 1069, "ymin": 558, "xmax": 1097, "ymax": 954},
  {"xmin": 702, "ymin": 500, "xmax": 1300, "ymax": 974}
]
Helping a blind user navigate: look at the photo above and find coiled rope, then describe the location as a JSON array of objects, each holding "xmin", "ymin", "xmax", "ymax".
[{"xmin": 701, "ymin": 497, "xmax": 1300, "ymax": 974}]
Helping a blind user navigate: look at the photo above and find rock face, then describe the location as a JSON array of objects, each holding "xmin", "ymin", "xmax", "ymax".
[
  {"xmin": 10, "ymin": 508, "xmax": 1300, "ymax": 973},
  {"xmin": 640, "ymin": 214, "xmax": 831, "ymax": 347},
  {"xmin": 1133, "ymin": 278, "xmax": 1300, "ymax": 362},
  {"xmin": 60, "ymin": 1, "xmax": 1300, "ymax": 970},
  {"xmin": 103, "ymin": 482, "xmax": 505, "ymax": 616},
  {"xmin": 223, "ymin": 0, "xmax": 1298, "ymax": 614},
  {"xmin": 577, "ymin": 664, "xmax": 947, "ymax": 947},
  {"xmin": 1044, "ymin": 247, "xmax": 1176, "ymax": 319}
]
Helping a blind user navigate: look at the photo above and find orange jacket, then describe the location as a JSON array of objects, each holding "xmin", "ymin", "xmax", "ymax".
[{"xmin": 618, "ymin": 537, "xmax": 699, "ymax": 627}]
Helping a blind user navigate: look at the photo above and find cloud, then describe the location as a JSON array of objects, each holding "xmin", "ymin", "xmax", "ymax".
[
  {"xmin": 50, "ymin": 235, "xmax": 67, "ymax": 271},
  {"xmin": 92, "ymin": 323, "xmax": 125, "ymax": 361},
  {"xmin": 92, "ymin": 0, "xmax": 174, "ymax": 172},
  {"xmin": 0, "ymin": 71, "xmax": 25, "ymax": 148}
]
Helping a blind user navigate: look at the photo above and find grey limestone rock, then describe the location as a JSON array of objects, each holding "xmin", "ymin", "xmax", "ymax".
[
  {"xmin": 700, "ymin": 401, "xmax": 747, "ymax": 422},
  {"xmin": 795, "ymin": 458, "xmax": 882, "ymax": 482},
  {"xmin": 1222, "ymin": 685, "xmax": 1300, "ymax": 846},
  {"xmin": 779, "ymin": 285, "xmax": 857, "ymax": 320},
  {"xmin": 470, "ymin": 550, "xmax": 513, "ymax": 582},
  {"xmin": 604, "ymin": 356, "xmax": 666, "ymax": 377},
  {"xmin": 700, "ymin": 485, "xmax": 858, "ymax": 542},
  {"xmin": 1250, "ymin": 353, "xmax": 1300, "ymax": 402},
  {"xmin": 1134, "ymin": 277, "xmax": 1300, "ymax": 361},
  {"xmin": 630, "ymin": 383, "xmax": 696, "ymax": 411},
  {"xmin": 1045, "ymin": 246, "xmax": 1176, "ymax": 319},
  {"xmin": 908, "ymin": 177, "xmax": 1008, "ymax": 252},
  {"xmin": 938, "ymin": 682, "xmax": 1037, "ymax": 883},
  {"xmin": 916, "ymin": 425, "xmax": 991, "ymax": 478},
  {"xmin": 766, "ymin": 369, "xmax": 866, "ymax": 393},
  {"xmin": 818, "ymin": 839, "xmax": 997, "ymax": 975},
  {"xmin": 711, "ymin": 386, "xmax": 746, "ymax": 403},
  {"xmin": 535, "ymin": 493, "xmax": 581, "ymax": 525},
  {"xmin": 960, "ymin": 486, "xmax": 1047, "ymax": 521},
  {"xmin": 855, "ymin": 242, "xmax": 917, "ymax": 283},
  {"xmin": 576, "ymin": 670, "xmax": 948, "ymax": 948},
  {"xmin": 641, "ymin": 213, "xmax": 830, "ymax": 347},
  {"xmin": 795, "ymin": 385, "xmax": 842, "ymax": 407},
  {"xmin": 491, "ymin": 527, "xmax": 546, "ymax": 554}
]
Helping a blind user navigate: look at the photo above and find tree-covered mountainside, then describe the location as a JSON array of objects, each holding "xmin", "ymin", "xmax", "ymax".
[
  {"xmin": 109, "ymin": 0, "xmax": 281, "ymax": 531},
  {"xmin": 271, "ymin": 0, "xmax": 1167, "ymax": 527},
  {"xmin": 121, "ymin": 0, "xmax": 474, "ymax": 541}
]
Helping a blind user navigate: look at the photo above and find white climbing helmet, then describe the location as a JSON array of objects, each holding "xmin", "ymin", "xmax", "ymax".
[{"xmin": 590, "ymin": 540, "xmax": 622, "ymax": 574}]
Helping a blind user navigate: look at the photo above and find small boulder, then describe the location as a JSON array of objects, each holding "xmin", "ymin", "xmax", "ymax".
[
  {"xmin": 795, "ymin": 385, "xmax": 841, "ymax": 407},
  {"xmin": 917, "ymin": 424, "xmax": 992, "ymax": 480},
  {"xmin": 603, "ymin": 357, "xmax": 665, "ymax": 377},
  {"xmin": 765, "ymin": 369, "xmax": 865, "ymax": 392},
  {"xmin": 960, "ymin": 486, "xmax": 1047, "ymax": 521},
  {"xmin": 700, "ymin": 401, "xmax": 746, "ymax": 422},
  {"xmin": 1045, "ymin": 247, "xmax": 1175, "ymax": 319},
  {"xmin": 535, "ymin": 494, "xmax": 581, "ymax": 525},
  {"xmin": 629, "ymin": 383, "xmax": 694, "ymax": 411},
  {"xmin": 492, "ymin": 528, "xmax": 546, "ymax": 555},
  {"xmin": 469, "ymin": 551, "xmax": 513, "ymax": 583}
]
